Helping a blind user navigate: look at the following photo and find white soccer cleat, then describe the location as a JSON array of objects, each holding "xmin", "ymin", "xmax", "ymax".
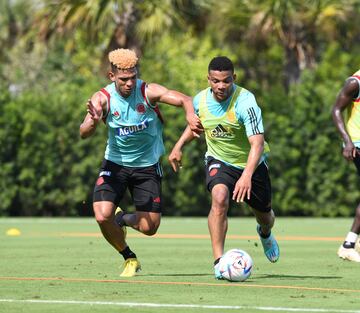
[
  {"xmin": 355, "ymin": 239, "xmax": 360, "ymax": 254},
  {"xmin": 337, "ymin": 245, "xmax": 360, "ymax": 262}
]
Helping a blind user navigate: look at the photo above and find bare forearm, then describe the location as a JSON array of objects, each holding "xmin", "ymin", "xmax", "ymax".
[
  {"xmin": 181, "ymin": 97, "xmax": 195, "ymax": 116},
  {"xmin": 161, "ymin": 92, "xmax": 195, "ymax": 116},
  {"xmin": 174, "ymin": 126, "xmax": 196, "ymax": 149},
  {"xmin": 80, "ymin": 93, "xmax": 106, "ymax": 139},
  {"xmin": 243, "ymin": 141, "xmax": 264, "ymax": 176},
  {"xmin": 80, "ymin": 118, "xmax": 98, "ymax": 139},
  {"xmin": 169, "ymin": 125, "xmax": 197, "ymax": 172},
  {"xmin": 332, "ymin": 108, "xmax": 352, "ymax": 144},
  {"xmin": 232, "ymin": 137, "xmax": 264, "ymax": 203}
]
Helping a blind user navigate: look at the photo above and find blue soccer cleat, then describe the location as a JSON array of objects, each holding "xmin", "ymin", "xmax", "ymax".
[
  {"xmin": 214, "ymin": 261, "xmax": 224, "ymax": 280},
  {"xmin": 257, "ymin": 225, "xmax": 280, "ymax": 263}
]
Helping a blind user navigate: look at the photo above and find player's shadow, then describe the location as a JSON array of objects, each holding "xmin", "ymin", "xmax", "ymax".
[
  {"xmin": 143, "ymin": 273, "xmax": 210, "ymax": 277},
  {"xmin": 256, "ymin": 274, "xmax": 341, "ymax": 280},
  {"xmin": 144, "ymin": 273, "xmax": 341, "ymax": 279}
]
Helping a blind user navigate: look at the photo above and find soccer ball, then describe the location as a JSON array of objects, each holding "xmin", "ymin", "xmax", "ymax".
[{"xmin": 218, "ymin": 249, "xmax": 253, "ymax": 282}]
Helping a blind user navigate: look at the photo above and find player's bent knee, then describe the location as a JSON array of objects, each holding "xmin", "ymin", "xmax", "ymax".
[
  {"xmin": 94, "ymin": 214, "xmax": 109, "ymax": 225},
  {"xmin": 94, "ymin": 211, "xmax": 113, "ymax": 225},
  {"xmin": 213, "ymin": 194, "xmax": 228, "ymax": 205}
]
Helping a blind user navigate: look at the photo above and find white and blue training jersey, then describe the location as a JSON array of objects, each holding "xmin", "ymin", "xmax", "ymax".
[{"xmin": 100, "ymin": 79, "xmax": 164, "ymax": 167}]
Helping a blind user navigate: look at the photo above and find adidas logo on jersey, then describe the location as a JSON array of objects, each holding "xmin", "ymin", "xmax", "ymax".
[{"xmin": 210, "ymin": 124, "xmax": 232, "ymax": 138}]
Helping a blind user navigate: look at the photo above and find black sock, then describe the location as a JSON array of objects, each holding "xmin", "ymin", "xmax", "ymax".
[
  {"xmin": 343, "ymin": 241, "xmax": 355, "ymax": 249},
  {"xmin": 259, "ymin": 227, "xmax": 271, "ymax": 239},
  {"xmin": 214, "ymin": 258, "xmax": 221, "ymax": 266},
  {"xmin": 115, "ymin": 212, "xmax": 127, "ymax": 227},
  {"xmin": 119, "ymin": 246, "xmax": 137, "ymax": 260}
]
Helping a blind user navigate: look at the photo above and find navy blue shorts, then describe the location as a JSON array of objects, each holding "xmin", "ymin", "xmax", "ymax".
[
  {"xmin": 93, "ymin": 159, "xmax": 163, "ymax": 213},
  {"xmin": 205, "ymin": 157, "xmax": 272, "ymax": 212}
]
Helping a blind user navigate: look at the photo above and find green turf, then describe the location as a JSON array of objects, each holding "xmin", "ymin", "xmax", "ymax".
[{"xmin": 0, "ymin": 217, "xmax": 359, "ymax": 313}]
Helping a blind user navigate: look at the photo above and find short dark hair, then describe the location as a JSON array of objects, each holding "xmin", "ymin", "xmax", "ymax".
[{"xmin": 208, "ymin": 56, "xmax": 234, "ymax": 73}]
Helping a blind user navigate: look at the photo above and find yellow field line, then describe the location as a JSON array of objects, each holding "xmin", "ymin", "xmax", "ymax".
[{"xmin": 0, "ymin": 276, "xmax": 359, "ymax": 293}]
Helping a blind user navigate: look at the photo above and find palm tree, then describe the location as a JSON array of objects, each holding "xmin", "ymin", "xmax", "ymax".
[
  {"xmin": 0, "ymin": 0, "xmax": 36, "ymax": 85},
  {"xmin": 31, "ymin": 0, "xmax": 209, "ymax": 61},
  {"xmin": 207, "ymin": 0, "xmax": 359, "ymax": 90}
]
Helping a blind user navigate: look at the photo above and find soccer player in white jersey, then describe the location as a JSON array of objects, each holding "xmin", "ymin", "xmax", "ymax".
[
  {"xmin": 169, "ymin": 56, "xmax": 279, "ymax": 279},
  {"xmin": 80, "ymin": 49, "xmax": 203, "ymax": 276}
]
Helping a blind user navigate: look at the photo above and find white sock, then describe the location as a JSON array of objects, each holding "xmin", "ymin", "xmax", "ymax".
[{"xmin": 344, "ymin": 232, "xmax": 358, "ymax": 243}]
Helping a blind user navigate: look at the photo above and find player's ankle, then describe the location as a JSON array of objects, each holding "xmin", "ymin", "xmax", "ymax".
[
  {"xmin": 343, "ymin": 241, "xmax": 355, "ymax": 249},
  {"xmin": 120, "ymin": 246, "xmax": 137, "ymax": 260}
]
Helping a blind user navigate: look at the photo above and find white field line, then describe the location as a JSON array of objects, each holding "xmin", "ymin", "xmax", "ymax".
[{"xmin": 0, "ymin": 299, "xmax": 359, "ymax": 313}]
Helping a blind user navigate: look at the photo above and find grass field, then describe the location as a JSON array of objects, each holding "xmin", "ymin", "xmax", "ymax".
[{"xmin": 0, "ymin": 217, "xmax": 359, "ymax": 313}]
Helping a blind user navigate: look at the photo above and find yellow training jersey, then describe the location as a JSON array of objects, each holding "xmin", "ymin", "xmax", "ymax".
[
  {"xmin": 344, "ymin": 70, "xmax": 360, "ymax": 145},
  {"xmin": 196, "ymin": 85, "xmax": 269, "ymax": 168}
]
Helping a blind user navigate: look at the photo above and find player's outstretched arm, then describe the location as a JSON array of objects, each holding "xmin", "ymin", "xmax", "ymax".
[
  {"xmin": 80, "ymin": 92, "xmax": 107, "ymax": 139},
  {"xmin": 332, "ymin": 78, "xmax": 360, "ymax": 160},
  {"xmin": 146, "ymin": 83, "xmax": 203, "ymax": 136},
  {"xmin": 168, "ymin": 125, "xmax": 196, "ymax": 172},
  {"xmin": 232, "ymin": 134, "xmax": 264, "ymax": 203}
]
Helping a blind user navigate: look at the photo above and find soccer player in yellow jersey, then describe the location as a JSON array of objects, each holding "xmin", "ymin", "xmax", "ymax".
[
  {"xmin": 332, "ymin": 70, "xmax": 360, "ymax": 262},
  {"xmin": 169, "ymin": 56, "xmax": 279, "ymax": 279}
]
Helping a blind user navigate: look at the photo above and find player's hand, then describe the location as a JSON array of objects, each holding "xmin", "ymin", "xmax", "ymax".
[
  {"xmin": 168, "ymin": 148, "xmax": 183, "ymax": 172},
  {"xmin": 232, "ymin": 174, "xmax": 252, "ymax": 203},
  {"xmin": 186, "ymin": 113, "xmax": 204, "ymax": 138},
  {"xmin": 342, "ymin": 142, "xmax": 357, "ymax": 161},
  {"xmin": 87, "ymin": 95, "xmax": 103, "ymax": 123}
]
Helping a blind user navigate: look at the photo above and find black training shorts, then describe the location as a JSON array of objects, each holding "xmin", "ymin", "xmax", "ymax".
[
  {"xmin": 205, "ymin": 156, "xmax": 272, "ymax": 212},
  {"xmin": 354, "ymin": 148, "xmax": 360, "ymax": 176},
  {"xmin": 93, "ymin": 159, "xmax": 163, "ymax": 213}
]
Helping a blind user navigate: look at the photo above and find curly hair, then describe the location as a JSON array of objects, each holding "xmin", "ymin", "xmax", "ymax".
[
  {"xmin": 208, "ymin": 56, "xmax": 234, "ymax": 73},
  {"xmin": 108, "ymin": 49, "xmax": 138, "ymax": 70}
]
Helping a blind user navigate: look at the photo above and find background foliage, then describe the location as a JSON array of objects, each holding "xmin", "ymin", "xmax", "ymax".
[{"xmin": 1, "ymin": 0, "xmax": 360, "ymax": 217}]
